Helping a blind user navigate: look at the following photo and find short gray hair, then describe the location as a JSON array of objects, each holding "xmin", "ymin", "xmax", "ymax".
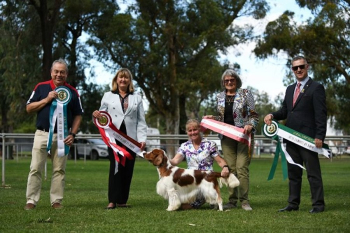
[
  {"xmin": 51, "ymin": 58, "xmax": 69, "ymax": 74},
  {"xmin": 292, "ymin": 55, "xmax": 308, "ymax": 64},
  {"xmin": 221, "ymin": 69, "xmax": 242, "ymax": 89}
]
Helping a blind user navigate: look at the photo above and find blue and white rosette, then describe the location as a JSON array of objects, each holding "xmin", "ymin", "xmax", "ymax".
[{"xmin": 47, "ymin": 86, "xmax": 71, "ymax": 157}]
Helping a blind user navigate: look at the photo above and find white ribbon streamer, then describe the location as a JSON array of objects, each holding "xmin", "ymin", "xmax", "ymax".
[
  {"xmin": 278, "ymin": 136, "xmax": 305, "ymax": 170},
  {"xmin": 110, "ymin": 130, "xmax": 144, "ymax": 157},
  {"xmin": 56, "ymin": 102, "xmax": 66, "ymax": 157},
  {"xmin": 277, "ymin": 128, "xmax": 330, "ymax": 158}
]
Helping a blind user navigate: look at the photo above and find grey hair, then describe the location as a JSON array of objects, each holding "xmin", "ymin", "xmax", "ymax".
[
  {"xmin": 292, "ymin": 55, "xmax": 308, "ymax": 64},
  {"xmin": 221, "ymin": 69, "xmax": 242, "ymax": 89},
  {"xmin": 51, "ymin": 58, "xmax": 69, "ymax": 74}
]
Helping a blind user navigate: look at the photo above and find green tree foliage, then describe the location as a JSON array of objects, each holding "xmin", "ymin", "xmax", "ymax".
[
  {"xmin": 253, "ymin": 0, "xmax": 350, "ymax": 133},
  {"xmin": 51, "ymin": 0, "xmax": 120, "ymax": 133},
  {"xmin": 88, "ymin": 0, "xmax": 269, "ymax": 136},
  {"xmin": 0, "ymin": 0, "xmax": 119, "ymax": 133},
  {"xmin": 0, "ymin": 1, "xmax": 42, "ymax": 132},
  {"xmin": 79, "ymin": 82, "xmax": 109, "ymax": 133}
]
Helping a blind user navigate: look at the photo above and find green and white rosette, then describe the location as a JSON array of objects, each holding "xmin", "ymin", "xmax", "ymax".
[
  {"xmin": 47, "ymin": 86, "xmax": 72, "ymax": 157},
  {"xmin": 263, "ymin": 122, "xmax": 288, "ymax": 180},
  {"xmin": 263, "ymin": 121, "xmax": 332, "ymax": 180}
]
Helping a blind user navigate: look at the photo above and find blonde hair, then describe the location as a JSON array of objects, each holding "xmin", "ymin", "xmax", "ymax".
[
  {"xmin": 185, "ymin": 119, "xmax": 200, "ymax": 131},
  {"xmin": 111, "ymin": 68, "xmax": 135, "ymax": 93}
]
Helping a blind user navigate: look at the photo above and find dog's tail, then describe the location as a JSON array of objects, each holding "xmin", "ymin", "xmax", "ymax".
[{"xmin": 220, "ymin": 173, "xmax": 240, "ymax": 188}]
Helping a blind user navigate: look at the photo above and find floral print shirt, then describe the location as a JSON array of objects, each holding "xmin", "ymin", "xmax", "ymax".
[
  {"xmin": 177, "ymin": 138, "xmax": 220, "ymax": 171},
  {"xmin": 216, "ymin": 89, "xmax": 259, "ymax": 131}
]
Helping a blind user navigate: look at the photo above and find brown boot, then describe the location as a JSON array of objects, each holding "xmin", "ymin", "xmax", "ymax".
[{"xmin": 24, "ymin": 203, "xmax": 36, "ymax": 210}]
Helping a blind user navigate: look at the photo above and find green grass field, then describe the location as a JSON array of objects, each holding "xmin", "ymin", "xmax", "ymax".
[{"xmin": 0, "ymin": 156, "xmax": 349, "ymax": 233}]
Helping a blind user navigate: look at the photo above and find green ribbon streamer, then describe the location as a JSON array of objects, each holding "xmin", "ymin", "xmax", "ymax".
[{"xmin": 264, "ymin": 133, "xmax": 288, "ymax": 181}]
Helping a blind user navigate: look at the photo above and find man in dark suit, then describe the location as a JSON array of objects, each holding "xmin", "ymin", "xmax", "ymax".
[{"xmin": 264, "ymin": 55, "xmax": 327, "ymax": 214}]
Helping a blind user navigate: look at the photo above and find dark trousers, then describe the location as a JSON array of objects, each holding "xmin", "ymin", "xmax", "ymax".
[
  {"xmin": 107, "ymin": 147, "xmax": 136, "ymax": 205},
  {"xmin": 286, "ymin": 142, "xmax": 325, "ymax": 209}
]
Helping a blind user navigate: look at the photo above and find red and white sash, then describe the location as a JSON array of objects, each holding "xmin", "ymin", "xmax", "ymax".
[
  {"xmin": 200, "ymin": 119, "xmax": 251, "ymax": 146},
  {"xmin": 94, "ymin": 111, "xmax": 143, "ymax": 172}
]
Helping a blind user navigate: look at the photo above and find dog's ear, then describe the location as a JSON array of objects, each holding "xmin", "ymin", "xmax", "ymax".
[
  {"xmin": 152, "ymin": 148, "xmax": 163, "ymax": 156},
  {"xmin": 153, "ymin": 152, "xmax": 164, "ymax": 166}
]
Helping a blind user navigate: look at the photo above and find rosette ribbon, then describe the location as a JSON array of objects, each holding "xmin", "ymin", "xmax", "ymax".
[
  {"xmin": 200, "ymin": 119, "xmax": 251, "ymax": 155},
  {"xmin": 47, "ymin": 86, "xmax": 71, "ymax": 157},
  {"xmin": 263, "ymin": 121, "xmax": 332, "ymax": 180},
  {"xmin": 94, "ymin": 111, "xmax": 144, "ymax": 173}
]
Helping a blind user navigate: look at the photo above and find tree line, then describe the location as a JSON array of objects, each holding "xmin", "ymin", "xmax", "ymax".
[{"xmin": 0, "ymin": 0, "xmax": 349, "ymax": 140}]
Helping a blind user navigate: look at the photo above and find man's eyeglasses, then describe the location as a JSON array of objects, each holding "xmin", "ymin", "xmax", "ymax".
[
  {"xmin": 224, "ymin": 78, "xmax": 236, "ymax": 84},
  {"xmin": 291, "ymin": 64, "xmax": 307, "ymax": 71}
]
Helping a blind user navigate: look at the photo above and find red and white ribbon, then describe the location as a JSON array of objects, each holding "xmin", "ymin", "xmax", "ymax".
[
  {"xmin": 94, "ymin": 111, "xmax": 143, "ymax": 172},
  {"xmin": 200, "ymin": 119, "xmax": 251, "ymax": 146}
]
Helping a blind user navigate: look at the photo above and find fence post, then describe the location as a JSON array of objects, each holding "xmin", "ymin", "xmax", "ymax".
[{"xmin": 1, "ymin": 133, "xmax": 5, "ymax": 187}]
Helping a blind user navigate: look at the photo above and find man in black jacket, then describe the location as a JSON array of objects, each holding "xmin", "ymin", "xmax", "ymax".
[{"xmin": 264, "ymin": 55, "xmax": 327, "ymax": 214}]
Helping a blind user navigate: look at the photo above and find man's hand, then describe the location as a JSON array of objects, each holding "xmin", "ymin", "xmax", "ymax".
[
  {"xmin": 264, "ymin": 114, "xmax": 273, "ymax": 125},
  {"xmin": 46, "ymin": 91, "xmax": 58, "ymax": 102},
  {"xmin": 64, "ymin": 134, "xmax": 75, "ymax": 146},
  {"xmin": 315, "ymin": 138, "xmax": 323, "ymax": 148}
]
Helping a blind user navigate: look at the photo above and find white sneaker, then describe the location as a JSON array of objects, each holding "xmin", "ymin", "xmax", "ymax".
[{"xmin": 242, "ymin": 203, "xmax": 253, "ymax": 211}]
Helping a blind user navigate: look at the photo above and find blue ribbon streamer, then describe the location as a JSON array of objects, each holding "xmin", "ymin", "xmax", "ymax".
[{"xmin": 47, "ymin": 86, "xmax": 71, "ymax": 156}]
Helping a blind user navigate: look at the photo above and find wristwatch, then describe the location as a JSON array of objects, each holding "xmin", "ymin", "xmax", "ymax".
[
  {"xmin": 223, "ymin": 165, "xmax": 229, "ymax": 169},
  {"xmin": 69, "ymin": 132, "xmax": 76, "ymax": 138}
]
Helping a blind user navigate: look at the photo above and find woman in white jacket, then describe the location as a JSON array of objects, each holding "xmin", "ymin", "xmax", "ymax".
[{"xmin": 93, "ymin": 68, "xmax": 147, "ymax": 209}]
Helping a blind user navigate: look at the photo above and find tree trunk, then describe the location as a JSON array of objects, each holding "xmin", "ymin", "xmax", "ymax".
[
  {"xmin": 29, "ymin": 0, "xmax": 63, "ymax": 80},
  {"xmin": 165, "ymin": 108, "xmax": 179, "ymax": 158}
]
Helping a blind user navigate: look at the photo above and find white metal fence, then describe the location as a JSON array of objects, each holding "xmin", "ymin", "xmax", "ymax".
[{"xmin": 1, "ymin": 133, "xmax": 350, "ymax": 186}]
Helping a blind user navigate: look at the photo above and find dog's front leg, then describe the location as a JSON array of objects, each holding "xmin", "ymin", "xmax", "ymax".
[
  {"xmin": 218, "ymin": 202, "xmax": 223, "ymax": 211},
  {"xmin": 216, "ymin": 193, "xmax": 224, "ymax": 211},
  {"xmin": 166, "ymin": 188, "xmax": 181, "ymax": 211}
]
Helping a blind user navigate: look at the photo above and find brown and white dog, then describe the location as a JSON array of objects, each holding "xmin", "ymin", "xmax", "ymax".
[{"xmin": 144, "ymin": 149, "xmax": 240, "ymax": 211}]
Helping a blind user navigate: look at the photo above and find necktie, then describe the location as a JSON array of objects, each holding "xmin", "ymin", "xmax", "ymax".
[{"xmin": 293, "ymin": 82, "xmax": 301, "ymax": 106}]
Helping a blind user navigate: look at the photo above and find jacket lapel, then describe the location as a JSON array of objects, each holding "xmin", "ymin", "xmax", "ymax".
[{"xmin": 232, "ymin": 90, "xmax": 241, "ymax": 112}]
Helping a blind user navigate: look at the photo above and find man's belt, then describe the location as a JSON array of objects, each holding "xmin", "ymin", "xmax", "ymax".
[
  {"xmin": 37, "ymin": 127, "xmax": 49, "ymax": 132},
  {"xmin": 37, "ymin": 128, "xmax": 58, "ymax": 133}
]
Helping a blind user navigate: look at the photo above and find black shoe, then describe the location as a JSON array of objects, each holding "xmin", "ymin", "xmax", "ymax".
[
  {"xmin": 309, "ymin": 208, "xmax": 324, "ymax": 214},
  {"xmin": 223, "ymin": 202, "xmax": 237, "ymax": 210},
  {"xmin": 278, "ymin": 206, "xmax": 299, "ymax": 212}
]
